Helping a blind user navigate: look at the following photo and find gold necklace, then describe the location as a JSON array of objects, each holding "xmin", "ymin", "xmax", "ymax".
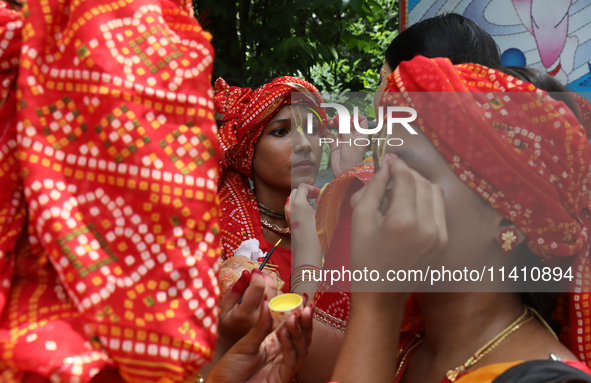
[
  {"xmin": 529, "ymin": 306, "xmax": 559, "ymax": 341},
  {"xmin": 444, "ymin": 307, "xmax": 534, "ymax": 382},
  {"xmin": 394, "ymin": 335, "xmax": 424, "ymax": 381},
  {"xmin": 261, "ymin": 217, "xmax": 291, "ymax": 235}
]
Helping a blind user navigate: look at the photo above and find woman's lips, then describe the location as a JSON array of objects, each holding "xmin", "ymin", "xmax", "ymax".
[{"xmin": 292, "ymin": 159, "xmax": 315, "ymax": 171}]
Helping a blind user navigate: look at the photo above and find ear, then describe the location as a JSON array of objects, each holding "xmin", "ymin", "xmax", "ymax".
[{"xmin": 496, "ymin": 218, "xmax": 526, "ymax": 256}]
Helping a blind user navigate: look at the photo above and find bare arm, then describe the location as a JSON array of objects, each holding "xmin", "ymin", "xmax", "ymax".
[
  {"xmin": 331, "ymin": 293, "xmax": 406, "ymax": 383},
  {"xmin": 295, "ymin": 317, "xmax": 345, "ymax": 383}
]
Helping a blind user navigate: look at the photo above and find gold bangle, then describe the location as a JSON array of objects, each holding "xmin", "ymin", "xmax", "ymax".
[
  {"xmin": 291, "ymin": 280, "xmax": 318, "ymax": 291},
  {"xmin": 290, "ymin": 266, "xmax": 321, "ymax": 290}
]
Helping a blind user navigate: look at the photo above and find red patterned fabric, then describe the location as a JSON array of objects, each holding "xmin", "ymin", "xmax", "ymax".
[
  {"xmin": 215, "ymin": 77, "xmax": 325, "ymax": 287},
  {"xmin": 0, "ymin": 0, "xmax": 221, "ymax": 381},
  {"xmin": 313, "ymin": 162, "xmax": 372, "ymax": 331},
  {"xmin": 383, "ymin": 55, "xmax": 591, "ymax": 367},
  {"xmin": 315, "ymin": 161, "xmax": 374, "ymax": 256},
  {"xmin": 572, "ymin": 93, "xmax": 591, "ymax": 139}
]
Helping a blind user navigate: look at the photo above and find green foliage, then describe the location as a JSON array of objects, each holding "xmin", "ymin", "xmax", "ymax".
[{"xmin": 193, "ymin": 0, "xmax": 399, "ymax": 91}]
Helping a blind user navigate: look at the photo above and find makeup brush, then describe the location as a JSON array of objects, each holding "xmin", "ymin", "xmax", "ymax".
[
  {"xmin": 259, "ymin": 239, "xmax": 282, "ymax": 271},
  {"xmin": 238, "ymin": 239, "xmax": 282, "ymax": 304}
]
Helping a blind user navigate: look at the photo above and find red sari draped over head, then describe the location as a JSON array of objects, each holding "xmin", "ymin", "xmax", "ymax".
[
  {"xmin": 214, "ymin": 77, "xmax": 325, "ymax": 288},
  {"xmin": 0, "ymin": 0, "xmax": 221, "ymax": 381},
  {"xmin": 380, "ymin": 55, "xmax": 591, "ymax": 370}
]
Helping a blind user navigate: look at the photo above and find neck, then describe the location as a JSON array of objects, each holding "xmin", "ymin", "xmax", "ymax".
[
  {"xmin": 415, "ymin": 293, "xmax": 524, "ymax": 357},
  {"xmin": 252, "ymin": 181, "xmax": 290, "ymax": 213}
]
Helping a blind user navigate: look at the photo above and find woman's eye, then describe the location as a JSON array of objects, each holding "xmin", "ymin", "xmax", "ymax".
[{"xmin": 271, "ymin": 127, "xmax": 289, "ymax": 137}]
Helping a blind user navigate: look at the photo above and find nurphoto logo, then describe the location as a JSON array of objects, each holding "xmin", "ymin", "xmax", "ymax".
[{"xmin": 308, "ymin": 103, "xmax": 418, "ymax": 147}]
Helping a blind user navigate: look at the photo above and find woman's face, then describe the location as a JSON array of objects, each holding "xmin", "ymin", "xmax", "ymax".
[
  {"xmin": 374, "ymin": 62, "xmax": 393, "ymax": 116},
  {"xmin": 379, "ymin": 128, "xmax": 506, "ymax": 269},
  {"xmin": 252, "ymin": 105, "xmax": 322, "ymax": 193}
]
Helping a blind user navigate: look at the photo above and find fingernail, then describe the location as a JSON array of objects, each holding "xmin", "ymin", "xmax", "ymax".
[
  {"xmin": 285, "ymin": 196, "xmax": 290, "ymax": 205},
  {"xmin": 380, "ymin": 152, "xmax": 398, "ymax": 166},
  {"xmin": 252, "ymin": 268, "xmax": 262, "ymax": 276},
  {"xmin": 231, "ymin": 270, "xmax": 251, "ymax": 294},
  {"xmin": 240, "ymin": 269, "xmax": 251, "ymax": 281}
]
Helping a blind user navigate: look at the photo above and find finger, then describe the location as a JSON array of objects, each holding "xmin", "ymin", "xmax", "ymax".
[
  {"xmin": 219, "ymin": 270, "xmax": 251, "ymax": 315},
  {"xmin": 238, "ymin": 269, "xmax": 266, "ymax": 313},
  {"xmin": 261, "ymin": 273, "xmax": 278, "ymax": 308},
  {"xmin": 358, "ymin": 115, "xmax": 368, "ymax": 126},
  {"xmin": 351, "ymin": 155, "xmax": 391, "ymax": 215},
  {"xmin": 301, "ymin": 292, "xmax": 309, "ymax": 307},
  {"xmin": 257, "ymin": 294, "xmax": 273, "ymax": 333},
  {"xmin": 349, "ymin": 184, "xmax": 366, "ymax": 210},
  {"xmin": 295, "ymin": 183, "xmax": 312, "ymax": 202},
  {"xmin": 321, "ymin": 123, "xmax": 336, "ymax": 138},
  {"xmin": 292, "ymin": 183, "xmax": 321, "ymax": 201},
  {"xmin": 300, "ymin": 305, "xmax": 314, "ymax": 345},
  {"xmin": 327, "ymin": 115, "xmax": 339, "ymax": 128},
  {"xmin": 285, "ymin": 189, "xmax": 297, "ymax": 226},
  {"xmin": 431, "ymin": 184, "xmax": 448, "ymax": 251},
  {"xmin": 277, "ymin": 326, "xmax": 298, "ymax": 381},
  {"xmin": 287, "ymin": 188, "xmax": 298, "ymax": 211},
  {"xmin": 232, "ymin": 295, "xmax": 273, "ymax": 354},
  {"xmin": 350, "ymin": 115, "xmax": 368, "ymax": 138},
  {"xmin": 292, "ymin": 184, "xmax": 320, "ymax": 216},
  {"xmin": 413, "ymin": 172, "xmax": 434, "ymax": 228},
  {"xmin": 411, "ymin": 172, "xmax": 441, "ymax": 259},
  {"xmin": 384, "ymin": 156, "xmax": 418, "ymax": 225},
  {"xmin": 307, "ymin": 186, "xmax": 321, "ymax": 200},
  {"xmin": 287, "ymin": 311, "xmax": 302, "ymax": 341},
  {"xmin": 321, "ymin": 126, "xmax": 337, "ymax": 151},
  {"xmin": 286, "ymin": 312, "xmax": 309, "ymax": 363}
]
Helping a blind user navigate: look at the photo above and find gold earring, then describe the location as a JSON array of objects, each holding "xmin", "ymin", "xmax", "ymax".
[{"xmin": 499, "ymin": 228, "xmax": 518, "ymax": 256}]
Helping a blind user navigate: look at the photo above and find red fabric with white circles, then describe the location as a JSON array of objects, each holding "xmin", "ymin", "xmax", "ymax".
[{"xmin": 0, "ymin": 0, "xmax": 221, "ymax": 381}]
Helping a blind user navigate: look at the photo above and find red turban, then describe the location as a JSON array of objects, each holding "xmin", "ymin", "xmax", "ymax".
[{"xmin": 214, "ymin": 76, "xmax": 325, "ymax": 180}]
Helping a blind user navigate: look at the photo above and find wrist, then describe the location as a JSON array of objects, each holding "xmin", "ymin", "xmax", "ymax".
[
  {"xmin": 292, "ymin": 245, "xmax": 323, "ymax": 265},
  {"xmin": 290, "ymin": 264, "xmax": 321, "ymax": 292}
]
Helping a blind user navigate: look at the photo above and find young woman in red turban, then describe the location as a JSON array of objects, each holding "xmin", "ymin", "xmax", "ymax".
[
  {"xmin": 331, "ymin": 55, "xmax": 591, "ymax": 383},
  {"xmin": 214, "ymin": 76, "xmax": 326, "ymax": 290}
]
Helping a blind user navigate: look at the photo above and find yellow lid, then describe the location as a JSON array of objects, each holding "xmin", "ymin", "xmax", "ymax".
[{"xmin": 268, "ymin": 293, "xmax": 303, "ymax": 312}]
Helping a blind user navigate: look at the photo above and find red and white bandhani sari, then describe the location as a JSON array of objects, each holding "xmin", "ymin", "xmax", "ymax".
[{"xmin": 0, "ymin": 0, "xmax": 221, "ymax": 381}]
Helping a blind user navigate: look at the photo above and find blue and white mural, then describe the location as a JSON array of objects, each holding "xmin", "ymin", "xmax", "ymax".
[{"xmin": 401, "ymin": 0, "xmax": 591, "ymax": 96}]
